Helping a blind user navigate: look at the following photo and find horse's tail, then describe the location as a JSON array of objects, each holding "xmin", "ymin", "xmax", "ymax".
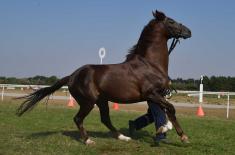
[{"xmin": 16, "ymin": 76, "xmax": 70, "ymax": 116}]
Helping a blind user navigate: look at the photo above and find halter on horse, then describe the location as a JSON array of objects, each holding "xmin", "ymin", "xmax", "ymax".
[{"xmin": 17, "ymin": 10, "xmax": 191, "ymax": 145}]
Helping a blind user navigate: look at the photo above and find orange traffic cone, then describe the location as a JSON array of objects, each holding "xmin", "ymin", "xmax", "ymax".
[
  {"xmin": 67, "ymin": 95, "xmax": 75, "ymax": 107},
  {"xmin": 113, "ymin": 103, "xmax": 119, "ymax": 110},
  {"xmin": 196, "ymin": 105, "xmax": 205, "ymax": 117}
]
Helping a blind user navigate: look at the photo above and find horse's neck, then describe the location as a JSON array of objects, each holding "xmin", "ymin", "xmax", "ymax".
[{"xmin": 144, "ymin": 40, "xmax": 169, "ymax": 72}]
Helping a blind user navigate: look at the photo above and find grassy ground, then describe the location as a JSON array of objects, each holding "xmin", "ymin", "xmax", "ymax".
[{"xmin": 0, "ymin": 100, "xmax": 235, "ymax": 155}]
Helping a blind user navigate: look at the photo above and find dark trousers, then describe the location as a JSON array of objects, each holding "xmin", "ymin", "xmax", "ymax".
[{"xmin": 133, "ymin": 102, "xmax": 166, "ymax": 140}]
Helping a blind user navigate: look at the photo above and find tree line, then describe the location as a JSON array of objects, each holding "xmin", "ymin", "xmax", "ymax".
[
  {"xmin": 0, "ymin": 75, "xmax": 235, "ymax": 91},
  {"xmin": 0, "ymin": 76, "xmax": 58, "ymax": 86},
  {"xmin": 172, "ymin": 76, "xmax": 235, "ymax": 91}
]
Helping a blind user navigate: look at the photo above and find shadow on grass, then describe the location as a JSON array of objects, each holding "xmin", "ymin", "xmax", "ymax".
[
  {"xmin": 119, "ymin": 127, "xmax": 152, "ymax": 140},
  {"xmin": 63, "ymin": 128, "xmax": 154, "ymax": 141},
  {"xmin": 29, "ymin": 131, "xmax": 59, "ymax": 138},
  {"xmin": 27, "ymin": 128, "xmax": 187, "ymax": 147},
  {"xmin": 28, "ymin": 128, "xmax": 151, "ymax": 141}
]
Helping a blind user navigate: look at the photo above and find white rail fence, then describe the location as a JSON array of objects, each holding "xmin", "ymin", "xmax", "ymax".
[
  {"xmin": 1, "ymin": 84, "xmax": 234, "ymax": 118},
  {"xmin": 187, "ymin": 91, "xmax": 235, "ymax": 119},
  {"xmin": 0, "ymin": 84, "xmax": 69, "ymax": 101}
]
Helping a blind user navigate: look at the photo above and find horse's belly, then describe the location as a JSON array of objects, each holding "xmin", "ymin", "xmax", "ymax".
[{"xmin": 102, "ymin": 82, "xmax": 141, "ymax": 102}]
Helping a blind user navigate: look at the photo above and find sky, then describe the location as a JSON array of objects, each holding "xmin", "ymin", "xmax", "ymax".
[{"xmin": 1, "ymin": 0, "xmax": 235, "ymax": 79}]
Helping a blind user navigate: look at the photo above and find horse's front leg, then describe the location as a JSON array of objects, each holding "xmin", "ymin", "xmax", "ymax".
[
  {"xmin": 148, "ymin": 92, "xmax": 189, "ymax": 143},
  {"xmin": 165, "ymin": 108, "xmax": 189, "ymax": 143},
  {"xmin": 96, "ymin": 100, "xmax": 131, "ymax": 141}
]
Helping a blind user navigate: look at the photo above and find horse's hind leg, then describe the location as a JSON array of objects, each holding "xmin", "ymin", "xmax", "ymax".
[
  {"xmin": 96, "ymin": 100, "xmax": 131, "ymax": 141},
  {"xmin": 73, "ymin": 100, "xmax": 95, "ymax": 145}
]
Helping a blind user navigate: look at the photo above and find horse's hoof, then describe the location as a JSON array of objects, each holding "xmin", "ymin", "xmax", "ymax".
[
  {"xmin": 118, "ymin": 134, "xmax": 131, "ymax": 141},
  {"xmin": 85, "ymin": 138, "xmax": 96, "ymax": 145},
  {"xmin": 182, "ymin": 139, "xmax": 190, "ymax": 144},
  {"xmin": 181, "ymin": 135, "xmax": 190, "ymax": 144}
]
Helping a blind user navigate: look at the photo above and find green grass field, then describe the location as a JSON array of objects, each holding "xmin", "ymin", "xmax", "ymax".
[{"xmin": 0, "ymin": 100, "xmax": 235, "ymax": 155}]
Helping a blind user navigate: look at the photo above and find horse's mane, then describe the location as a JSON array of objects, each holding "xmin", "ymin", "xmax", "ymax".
[{"xmin": 126, "ymin": 19, "xmax": 156, "ymax": 61}]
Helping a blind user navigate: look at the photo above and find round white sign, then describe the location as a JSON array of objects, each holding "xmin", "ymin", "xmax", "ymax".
[{"xmin": 99, "ymin": 47, "xmax": 106, "ymax": 59}]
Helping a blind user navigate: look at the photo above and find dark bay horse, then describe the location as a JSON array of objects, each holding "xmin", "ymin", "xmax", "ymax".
[{"xmin": 17, "ymin": 10, "xmax": 191, "ymax": 145}]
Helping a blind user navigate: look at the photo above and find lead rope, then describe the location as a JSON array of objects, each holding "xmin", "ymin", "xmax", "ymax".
[
  {"xmin": 168, "ymin": 38, "xmax": 180, "ymax": 55},
  {"xmin": 165, "ymin": 38, "xmax": 180, "ymax": 98}
]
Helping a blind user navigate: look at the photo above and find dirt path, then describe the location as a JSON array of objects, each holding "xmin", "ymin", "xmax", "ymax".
[{"xmin": 109, "ymin": 102, "xmax": 235, "ymax": 120}]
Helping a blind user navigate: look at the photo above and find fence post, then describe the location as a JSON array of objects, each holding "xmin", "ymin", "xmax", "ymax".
[
  {"xmin": 226, "ymin": 93, "xmax": 230, "ymax": 119},
  {"xmin": 1, "ymin": 86, "xmax": 5, "ymax": 101},
  {"xmin": 199, "ymin": 84, "xmax": 203, "ymax": 103},
  {"xmin": 199, "ymin": 75, "xmax": 204, "ymax": 103}
]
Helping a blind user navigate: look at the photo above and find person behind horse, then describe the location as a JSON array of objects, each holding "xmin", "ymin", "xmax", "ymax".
[
  {"xmin": 129, "ymin": 102, "xmax": 173, "ymax": 144},
  {"xmin": 129, "ymin": 80, "xmax": 174, "ymax": 145}
]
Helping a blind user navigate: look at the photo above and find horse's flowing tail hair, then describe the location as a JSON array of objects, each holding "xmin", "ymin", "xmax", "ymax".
[{"xmin": 16, "ymin": 76, "xmax": 70, "ymax": 116}]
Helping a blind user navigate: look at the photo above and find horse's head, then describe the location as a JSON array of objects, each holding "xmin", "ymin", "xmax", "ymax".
[{"xmin": 152, "ymin": 10, "xmax": 191, "ymax": 39}]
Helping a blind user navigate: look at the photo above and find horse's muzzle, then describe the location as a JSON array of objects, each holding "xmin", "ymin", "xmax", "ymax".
[{"xmin": 181, "ymin": 25, "xmax": 192, "ymax": 39}]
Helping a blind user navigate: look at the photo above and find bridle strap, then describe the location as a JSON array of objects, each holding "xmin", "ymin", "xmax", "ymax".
[
  {"xmin": 168, "ymin": 38, "xmax": 180, "ymax": 55},
  {"xmin": 166, "ymin": 38, "xmax": 180, "ymax": 95}
]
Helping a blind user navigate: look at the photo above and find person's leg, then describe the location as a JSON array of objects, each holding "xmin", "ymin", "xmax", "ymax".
[
  {"xmin": 129, "ymin": 108, "xmax": 154, "ymax": 136},
  {"xmin": 147, "ymin": 102, "xmax": 167, "ymax": 142},
  {"xmin": 129, "ymin": 102, "xmax": 172, "ymax": 142}
]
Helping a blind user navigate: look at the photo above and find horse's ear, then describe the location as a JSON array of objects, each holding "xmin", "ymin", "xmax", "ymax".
[
  {"xmin": 153, "ymin": 10, "xmax": 166, "ymax": 21},
  {"xmin": 152, "ymin": 11, "xmax": 157, "ymax": 18}
]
